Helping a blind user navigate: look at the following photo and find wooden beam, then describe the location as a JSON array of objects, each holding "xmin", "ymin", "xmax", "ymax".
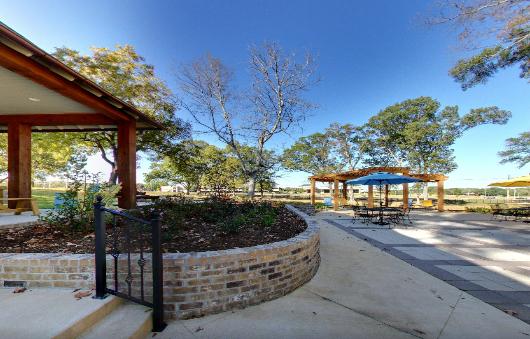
[
  {"xmin": 0, "ymin": 44, "xmax": 130, "ymax": 122},
  {"xmin": 0, "ymin": 113, "xmax": 116, "ymax": 126},
  {"xmin": 367, "ymin": 185, "xmax": 374, "ymax": 208},
  {"xmin": 310, "ymin": 178, "xmax": 316, "ymax": 205},
  {"xmin": 384, "ymin": 184, "xmax": 389, "ymax": 207},
  {"xmin": 403, "ymin": 183, "xmax": 409, "ymax": 210},
  {"xmin": 8, "ymin": 123, "xmax": 31, "ymax": 209},
  {"xmin": 333, "ymin": 179, "xmax": 339, "ymax": 211},
  {"xmin": 117, "ymin": 121, "xmax": 136, "ymax": 209},
  {"xmin": 437, "ymin": 181, "xmax": 445, "ymax": 212}
]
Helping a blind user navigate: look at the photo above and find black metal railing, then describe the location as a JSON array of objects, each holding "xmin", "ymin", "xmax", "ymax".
[{"xmin": 93, "ymin": 196, "xmax": 166, "ymax": 332}]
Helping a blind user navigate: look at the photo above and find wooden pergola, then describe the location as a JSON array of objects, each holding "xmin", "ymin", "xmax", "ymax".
[
  {"xmin": 309, "ymin": 166, "xmax": 448, "ymax": 212},
  {"xmin": 0, "ymin": 23, "xmax": 162, "ymax": 209}
]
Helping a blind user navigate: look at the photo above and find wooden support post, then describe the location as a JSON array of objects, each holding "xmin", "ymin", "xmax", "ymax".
[
  {"xmin": 8, "ymin": 123, "xmax": 31, "ymax": 209},
  {"xmin": 367, "ymin": 185, "xmax": 374, "ymax": 208},
  {"xmin": 342, "ymin": 182, "xmax": 348, "ymax": 202},
  {"xmin": 117, "ymin": 121, "xmax": 136, "ymax": 209},
  {"xmin": 437, "ymin": 181, "xmax": 445, "ymax": 212},
  {"xmin": 384, "ymin": 184, "xmax": 389, "ymax": 207},
  {"xmin": 333, "ymin": 179, "xmax": 339, "ymax": 211},
  {"xmin": 403, "ymin": 183, "xmax": 409, "ymax": 210},
  {"xmin": 310, "ymin": 178, "xmax": 316, "ymax": 205}
]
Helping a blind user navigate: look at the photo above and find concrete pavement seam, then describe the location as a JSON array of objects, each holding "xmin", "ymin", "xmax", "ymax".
[
  {"xmin": 304, "ymin": 289, "xmax": 423, "ymax": 339},
  {"xmin": 436, "ymin": 291, "xmax": 463, "ymax": 339}
]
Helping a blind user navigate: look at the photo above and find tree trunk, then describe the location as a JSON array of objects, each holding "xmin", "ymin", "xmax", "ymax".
[
  {"xmin": 247, "ymin": 177, "xmax": 256, "ymax": 198},
  {"xmin": 108, "ymin": 166, "xmax": 118, "ymax": 185},
  {"xmin": 423, "ymin": 184, "xmax": 429, "ymax": 200}
]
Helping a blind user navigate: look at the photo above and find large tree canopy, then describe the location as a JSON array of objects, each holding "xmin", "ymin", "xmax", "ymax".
[
  {"xmin": 428, "ymin": 0, "xmax": 529, "ymax": 90},
  {"xmin": 281, "ymin": 123, "xmax": 369, "ymax": 175},
  {"xmin": 0, "ymin": 132, "xmax": 81, "ymax": 181},
  {"xmin": 53, "ymin": 45, "xmax": 190, "ymax": 183},
  {"xmin": 365, "ymin": 96, "xmax": 511, "ymax": 174},
  {"xmin": 498, "ymin": 130, "xmax": 530, "ymax": 168}
]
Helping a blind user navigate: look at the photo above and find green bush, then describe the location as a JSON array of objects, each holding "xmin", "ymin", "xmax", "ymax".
[{"xmin": 41, "ymin": 171, "xmax": 120, "ymax": 234}]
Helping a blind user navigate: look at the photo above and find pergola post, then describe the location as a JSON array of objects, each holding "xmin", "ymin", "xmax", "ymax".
[
  {"xmin": 403, "ymin": 183, "xmax": 409, "ymax": 210},
  {"xmin": 333, "ymin": 179, "xmax": 339, "ymax": 211},
  {"xmin": 117, "ymin": 121, "xmax": 137, "ymax": 209},
  {"xmin": 367, "ymin": 185, "xmax": 374, "ymax": 208},
  {"xmin": 310, "ymin": 178, "xmax": 316, "ymax": 205},
  {"xmin": 342, "ymin": 182, "xmax": 348, "ymax": 202},
  {"xmin": 7, "ymin": 123, "xmax": 31, "ymax": 209},
  {"xmin": 437, "ymin": 180, "xmax": 445, "ymax": 212},
  {"xmin": 384, "ymin": 184, "xmax": 389, "ymax": 207}
]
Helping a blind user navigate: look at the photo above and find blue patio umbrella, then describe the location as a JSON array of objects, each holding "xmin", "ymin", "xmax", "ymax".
[{"xmin": 346, "ymin": 172, "xmax": 421, "ymax": 224}]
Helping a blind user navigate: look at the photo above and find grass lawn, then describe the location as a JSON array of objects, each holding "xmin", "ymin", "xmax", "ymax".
[{"xmin": 31, "ymin": 188, "xmax": 65, "ymax": 209}]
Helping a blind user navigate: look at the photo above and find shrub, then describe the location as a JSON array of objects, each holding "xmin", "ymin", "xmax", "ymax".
[{"xmin": 40, "ymin": 171, "xmax": 120, "ymax": 234}]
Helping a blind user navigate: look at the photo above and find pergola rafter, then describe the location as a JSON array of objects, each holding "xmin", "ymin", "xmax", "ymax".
[{"xmin": 309, "ymin": 166, "xmax": 448, "ymax": 212}]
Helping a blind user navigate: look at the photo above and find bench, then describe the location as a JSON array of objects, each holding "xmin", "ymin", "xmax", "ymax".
[{"xmin": 0, "ymin": 198, "xmax": 40, "ymax": 216}]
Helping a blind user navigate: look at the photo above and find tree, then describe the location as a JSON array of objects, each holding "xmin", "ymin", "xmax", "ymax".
[
  {"xmin": 53, "ymin": 45, "xmax": 190, "ymax": 183},
  {"xmin": 178, "ymin": 43, "xmax": 317, "ymax": 197},
  {"xmin": 427, "ymin": 0, "xmax": 529, "ymax": 89},
  {"xmin": 498, "ymin": 130, "xmax": 530, "ymax": 168},
  {"xmin": 0, "ymin": 132, "xmax": 81, "ymax": 182},
  {"xmin": 325, "ymin": 123, "xmax": 370, "ymax": 171},
  {"xmin": 281, "ymin": 132, "xmax": 343, "ymax": 175},
  {"xmin": 365, "ymin": 96, "xmax": 511, "ymax": 198}
]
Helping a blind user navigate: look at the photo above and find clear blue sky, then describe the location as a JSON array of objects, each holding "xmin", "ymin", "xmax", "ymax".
[{"xmin": 1, "ymin": 0, "xmax": 528, "ymax": 188}]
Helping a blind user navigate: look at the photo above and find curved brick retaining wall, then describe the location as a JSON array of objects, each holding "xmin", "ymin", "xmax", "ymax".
[{"xmin": 0, "ymin": 205, "xmax": 319, "ymax": 320}]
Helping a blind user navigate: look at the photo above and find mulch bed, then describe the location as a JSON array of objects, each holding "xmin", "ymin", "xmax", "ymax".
[{"xmin": 0, "ymin": 207, "xmax": 307, "ymax": 254}]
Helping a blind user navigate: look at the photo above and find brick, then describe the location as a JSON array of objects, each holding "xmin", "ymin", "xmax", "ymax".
[
  {"xmin": 249, "ymin": 263, "xmax": 266, "ymax": 271},
  {"xmin": 226, "ymin": 280, "xmax": 246, "ymax": 288},
  {"xmin": 179, "ymin": 302, "xmax": 203, "ymax": 310},
  {"xmin": 260, "ymin": 268, "xmax": 274, "ymax": 275},
  {"xmin": 227, "ymin": 267, "xmax": 246, "ymax": 274}
]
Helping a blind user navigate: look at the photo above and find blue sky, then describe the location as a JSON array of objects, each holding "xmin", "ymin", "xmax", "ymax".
[{"xmin": 1, "ymin": 0, "xmax": 528, "ymax": 188}]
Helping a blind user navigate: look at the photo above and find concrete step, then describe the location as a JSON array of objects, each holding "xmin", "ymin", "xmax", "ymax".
[
  {"xmin": 0, "ymin": 288, "xmax": 122, "ymax": 339},
  {"xmin": 79, "ymin": 302, "xmax": 153, "ymax": 339}
]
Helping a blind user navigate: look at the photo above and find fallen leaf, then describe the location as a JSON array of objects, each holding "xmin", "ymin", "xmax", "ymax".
[
  {"xmin": 195, "ymin": 327, "xmax": 204, "ymax": 332},
  {"xmin": 74, "ymin": 290, "xmax": 92, "ymax": 299},
  {"xmin": 13, "ymin": 287, "xmax": 26, "ymax": 294},
  {"xmin": 504, "ymin": 309, "xmax": 518, "ymax": 316}
]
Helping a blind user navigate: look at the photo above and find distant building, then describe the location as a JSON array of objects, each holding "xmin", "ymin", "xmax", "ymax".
[{"xmin": 160, "ymin": 184, "xmax": 187, "ymax": 193}]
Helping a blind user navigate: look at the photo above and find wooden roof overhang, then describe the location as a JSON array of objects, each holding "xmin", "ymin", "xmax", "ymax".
[
  {"xmin": 309, "ymin": 166, "xmax": 447, "ymax": 183},
  {"xmin": 0, "ymin": 22, "xmax": 163, "ymax": 132}
]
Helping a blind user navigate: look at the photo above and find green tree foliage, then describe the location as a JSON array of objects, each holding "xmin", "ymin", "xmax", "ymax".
[
  {"xmin": 428, "ymin": 0, "xmax": 529, "ymax": 89},
  {"xmin": 282, "ymin": 124, "xmax": 369, "ymax": 174},
  {"xmin": 0, "ymin": 132, "xmax": 81, "ymax": 182},
  {"xmin": 282, "ymin": 133, "xmax": 344, "ymax": 174},
  {"xmin": 53, "ymin": 45, "xmax": 190, "ymax": 183},
  {"xmin": 498, "ymin": 130, "xmax": 530, "ymax": 168},
  {"xmin": 145, "ymin": 141, "xmax": 247, "ymax": 195},
  {"xmin": 365, "ymin": 96, "xmax": 511, "ymax": 174}
]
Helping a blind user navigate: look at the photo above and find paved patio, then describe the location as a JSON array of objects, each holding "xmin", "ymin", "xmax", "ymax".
[
  {"xmin": 325, "ymin": 209, "xmax": 530, "ymax": 325},
  {"xmin": 156, "ymin": 210, "xmax": 530, "ymax": 339}
]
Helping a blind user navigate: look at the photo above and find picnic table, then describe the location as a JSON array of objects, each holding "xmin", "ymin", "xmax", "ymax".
[{"xmin": 352, "ymin": 206, "xmax": 411, "ymax": 226}]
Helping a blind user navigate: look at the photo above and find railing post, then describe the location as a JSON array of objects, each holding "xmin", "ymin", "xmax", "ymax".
[
  {"xmin": 94, "ymin": 195, "xmax": 107, "ymax": 299},
  {"xmin": 151, "ymin": 215, "xmax": 166, "ymax": 332}
]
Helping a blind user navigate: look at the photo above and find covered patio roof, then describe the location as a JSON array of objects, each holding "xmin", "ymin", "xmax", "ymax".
[
  {"xmin": 309, "ymin": 166, "xmax": 448, "ymax": 212},
  {"xmin": 0, "ymin": 22, "xmax": 162, "ymax": 209}
]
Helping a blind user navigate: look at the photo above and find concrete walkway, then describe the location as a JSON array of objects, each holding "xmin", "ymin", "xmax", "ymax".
[
  {"xmin": 156, "ymin": 211, "xmax": 530, "ymax": 339},
  {"xmin": 327, "ymin": 209, "xmax": 530, "ymax": 324}
]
